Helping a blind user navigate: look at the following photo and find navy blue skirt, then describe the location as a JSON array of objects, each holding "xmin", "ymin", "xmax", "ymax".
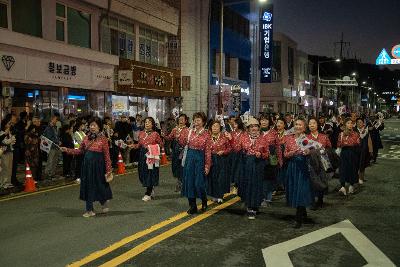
[
  {"xmin": 182, "ymin": 148, "xmax": 207, "ymax": 199},
  {"xmin": 171, "ymin": 140, "xmax": 183, "ymax": 180},
  {"xmin": 238, "ymin": 155, "xmax": 266, "ymax": 208},
  {"xmin": 339, "ymin": 146, "xmax": 358, "ymax": 185},
  {"xmin": 138, "ymin": 147, "xmax": 160, "ymax": 187},
  {"xmin": 207, "ymin": 154, "xmax": 230, "ymax": 199},
  {"xmin": 285, "ymin": 155, "xmax": 312, "ymax": 208},
  {"xmin": 80, "ymin": 151, "xmax": 112, "ymax": 202},
  {"xmin": 229, "ymin": 151, "xmax": 244, "ymax": 184}
]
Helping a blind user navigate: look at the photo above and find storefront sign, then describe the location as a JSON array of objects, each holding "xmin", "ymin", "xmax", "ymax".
[
  {"xmin": 259, "ymin": 4, "xmax": 274, "ymax": 83},
  {"xmin": 118, "ymin": 59, "xmax": 180, "ymax": 97},
  {"xmin": 112, "ymin": 95, "xmax": 128, "ymax": 112},
  {"xmin": 0, "ymin": 49, "xmax": 115, "ymax": 91},
  {"xmin": 118, "ymin": 70, "xmax": 133, "ymax": 85},
  {"xmin": 232, "ymin": 85, "xmax": 241, "ymax": 112}
]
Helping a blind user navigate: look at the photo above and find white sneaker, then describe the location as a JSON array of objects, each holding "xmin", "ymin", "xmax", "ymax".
[
  {"xmin": 142, "ymin": 195, "xmax": 151, "ymax": 202},
  {"xmin": 358, "ymin": 179, "xmax": 364, "ymax": 185},
  {"xmin": 82, "ymin": 211, "xmax": 96, "ymax": 218},
  {"xmin": 339, "ymin": 187, "xmax": 347, "ymax": 196},
  {"xmin": 75, "ymin": 178, "xmax": 81, "ymax": 184},
  {"xmin": 348, "ymin": 185, "xmax": 354, "ymax": 194},
  {"xmin": 217, "ymin": 198, "xmax": 223, "ymax": 203}
]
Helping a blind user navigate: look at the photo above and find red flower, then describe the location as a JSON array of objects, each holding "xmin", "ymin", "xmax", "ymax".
[{"xmin": 302, "ymin": 139, "xmax": 309, "ymax": 146}]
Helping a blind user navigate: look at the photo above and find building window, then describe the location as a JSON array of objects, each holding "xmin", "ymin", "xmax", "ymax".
[
  {"xmin": 101, "ymin": 17, "xmax": 135, "ymax": 60},
  {"xmin": 11, "ymin": 0, "xmax": 42, "ymax": 37},
  {"xmin": 238, "ymin": 58, "xmax": 250, "ymax": 82},
  {"xmin": 0, "ymin": 1, "xmax": 9, "ymax": 29},
  {"xmin": 288, "ymin": 47, "xmax": 294, "ymax": 85},
  {"xmin": 225, "ymin": 54, "xmax": 230, "ymax": 77},
  {"xmin": 56, "ymin": 3, "xmax": 91, "ymax": 48},
  {"xmin": 272, "ymin": 41, "xmax": 281, "ymax": 82},
  {"xmin": 139, "ymin": 27, "xmax": 167, "ymax": 66}
]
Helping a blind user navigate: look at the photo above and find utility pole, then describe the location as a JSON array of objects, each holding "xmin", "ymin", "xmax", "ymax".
[{"xmin": 334, "ymin": 32, "xmax": 350, "ymax": 60}]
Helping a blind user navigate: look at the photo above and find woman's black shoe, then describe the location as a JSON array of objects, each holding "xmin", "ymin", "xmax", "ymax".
[
  {"xmin": 201, "ymin": 200, "xmax": 208, "ymax": 212},
  {"xmin": 187, "ymin": 206, "xmax": 198, "ymax": 214}
]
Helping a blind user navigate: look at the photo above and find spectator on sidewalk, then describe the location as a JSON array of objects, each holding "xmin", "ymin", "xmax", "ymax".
[
  {"xmin": 114, "ymin": 115, "xmax": 131, "ymax": 164},
  {"xmin": 73, "ymin": 120, "xmax": 87, "ymax": 180},
  {"xmin": 61, "ymin": 124, "xmax": 74, "ymax": 179},
  {"xmin": 25, "ymin": 116, "xmax": 43, "ymax": 182},
  {"xmin": 0, "ymin": 118, "xmax": 17, "ymax": 189},
  {"xmin": 43, "ymin": 115, "xmax": 62, "ymax": 180}
]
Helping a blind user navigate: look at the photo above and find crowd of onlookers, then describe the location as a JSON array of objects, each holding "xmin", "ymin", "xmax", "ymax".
[{"xmin": 0, "ymin": 112, "xmax": 177, "ymax": 191}]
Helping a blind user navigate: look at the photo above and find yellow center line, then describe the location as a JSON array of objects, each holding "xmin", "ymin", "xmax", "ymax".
[
  {"xmin": 67, "ymin": 196, "xmax": 223, "ymax": 267},
  {"xmin": 99, "ymin": 197, "xmax": 240, "ymax": 267}
]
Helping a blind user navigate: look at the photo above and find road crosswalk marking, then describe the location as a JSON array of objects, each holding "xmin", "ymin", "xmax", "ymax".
[{"xmin": 262, "ymin": 220, "xmax": 395, "ymax": 267}]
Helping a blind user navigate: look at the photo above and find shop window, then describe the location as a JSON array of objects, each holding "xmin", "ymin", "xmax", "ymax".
[
  {"xmin": 0, "ymin": 1, "xmax": 8, "ymax": 29},
  {"xmin": 139, "ymin": 27, "xmax": 167, "ymax": 67},
  {"xmin": 56, "ymin": 3, "xmax": 91, "ymax": 48},
  {"xmin": 11, "ymin": 0, "xmax": 42, "ymax": 37},
  {"xmin": 101, "ymin": 17, "xmax": 135, "ymax": 60}
]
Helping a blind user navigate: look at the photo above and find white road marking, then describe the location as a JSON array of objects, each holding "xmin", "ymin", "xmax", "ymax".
[{"xmin": 262, "ymin": 220, "xmax": 395, "ymax": 267}]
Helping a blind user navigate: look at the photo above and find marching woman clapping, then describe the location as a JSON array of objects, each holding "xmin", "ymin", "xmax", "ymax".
[
  {"xmin": 284, "ymin": 119, "xmax": 313, "ymax": 228},
  {"xmin": 60, "ymin": 118, "xmax": 113, "ymax": 218},
  {"xmin": 207, "ymin": 120, "xmax": 231, "ymax": 203},
  {"xmin": 178, "ymin": 112, "xmax": 211, "ymax": 214},
  {"xmin": 130, "ymin": 117, "xmax": 163, "ymax": 201},
  {"xmin": 164, "ymin": 114, "xmax": 189, "ymax": 192},
  {"xmin": 234, "ymin": 117, "xmax": 269, "ymax": 220},
  {"xmin": 337, "ymin": 117, "xmax": 360, "ymax": 195}
]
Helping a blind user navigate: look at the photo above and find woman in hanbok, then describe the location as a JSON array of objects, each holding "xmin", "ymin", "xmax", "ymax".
[
  {"xmin": 61, "ymin": 118, "xmax": 112, "ymax": 218},
  {"xmin": 260, "ymin": 116, "xmax": 282, "ymax": 206},
  {"xmin": 130, "ymin": 117, "xmax": 162, "ymax": 201},
  {"xmin": 369, "ymin": 115, "xmax": 384, "ymax": 164},
  {"xmin": 207, "ymin": 120, "xmax": 231, "ymax": 203},
  {"xmin": 284, "ymin": 119, "xmax": 313, "ymax": 228},
  {"xmin": 228, "ymin": 118, "xmax": 245, "ymax": 195},
  {"xmin": 179, "ymin": 112, "xmax": 211, "ymax": 214},
  {"xmin": 307, "ymin": 117, "xmax": 332, "ymax": 209},
  {"xmin": 337, "ymin": 117, "xmax": 360, "ymax": 195},
  {"xmin": 235, "ymin": 117, "xmax": 269, "ymax": 219},
  {"xmin": 164, "ymin": 114, "xmax": 189, "ymax": 192},
  {"xmin": 355, "ymin": 117, "xmax": 373, "ymax": 184}
]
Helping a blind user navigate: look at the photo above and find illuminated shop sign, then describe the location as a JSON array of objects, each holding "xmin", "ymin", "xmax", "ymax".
[
  {"xmin": 376, "ymin": 45, "xmax": 400, "ymax": 65},
  {"xmin": 259, "ymin": 4, "xmax": 273, "ymax": 83},
  {"xmin": 68, "ymin": 95, "xmax": 86, "ymax": 101}
]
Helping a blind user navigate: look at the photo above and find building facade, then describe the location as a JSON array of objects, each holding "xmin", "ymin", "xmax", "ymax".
[
  {"xmin": 259, "ymin": 32, "xmax": 299, "ymax": 114},
  {"xmin": 0, "ymin": 0, "xmax": 184, "ymax": 121},
  {"xmin": 208, "ymin": 0, "xmax": 251, "ymax": 117}
]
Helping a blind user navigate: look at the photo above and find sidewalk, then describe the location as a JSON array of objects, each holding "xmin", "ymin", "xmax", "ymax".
[{"xmin": 0, "ymin": 162, "xmax": 138, "ymax": 199}]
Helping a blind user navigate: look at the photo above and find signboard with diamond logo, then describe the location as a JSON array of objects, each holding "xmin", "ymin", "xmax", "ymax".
[{"xmin": 2, "ymin": 55, "xmax": 15, "ymax": 71}]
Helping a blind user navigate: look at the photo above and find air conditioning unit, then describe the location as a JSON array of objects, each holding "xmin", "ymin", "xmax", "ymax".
[{"xmin": 2, "ymin": 86, "xmax": 14, "ymax": 97}]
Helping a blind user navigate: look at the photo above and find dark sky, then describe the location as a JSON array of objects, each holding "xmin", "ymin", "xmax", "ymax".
[{"xmin": 232, "ymin": 0, "xmax": 400, "ymax": 69}]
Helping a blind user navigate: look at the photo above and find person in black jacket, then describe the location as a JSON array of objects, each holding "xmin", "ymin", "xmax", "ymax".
[{"xmin": 61, "ymin": 124, "xmax": 75, "ymax": 178}]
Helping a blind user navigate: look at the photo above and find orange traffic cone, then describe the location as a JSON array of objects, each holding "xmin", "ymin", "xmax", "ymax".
[
  {"xmin": 116, "ymin": 152, "xmax": 126, "ymax": 174},
  {"xmin": 24, "ymin": 163, "xmax": 37, "ymax": 192},
  {"xmin": 160, "ymin": 147, "xmax": 168, "ymax": 165}
]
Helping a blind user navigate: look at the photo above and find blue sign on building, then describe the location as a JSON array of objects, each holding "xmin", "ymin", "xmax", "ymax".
[
  {"xmin": 259, "ymin": 4, "xmax": 273, "ymax": 83},
  {"xmin": 376, "ymin": 49, "xmax": 391, "ymax": 65}
]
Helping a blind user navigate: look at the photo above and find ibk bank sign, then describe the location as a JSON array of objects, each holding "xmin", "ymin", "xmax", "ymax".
[
  {"xmin": 259, "ymin": 5, "xmax": 273, "ymax": 83},
  {"xmin": 376, "ymin": 44, "xmax": 400, "ymax": 65}
]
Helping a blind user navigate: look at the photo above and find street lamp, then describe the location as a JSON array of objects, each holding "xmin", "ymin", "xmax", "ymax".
[
  {"xmin": 316, "ymin": 58, "xmax": 341, "ymax": 116},
  {"xmin": 351, "ymin": 72, "xmax": 357, "ymax": 76}
]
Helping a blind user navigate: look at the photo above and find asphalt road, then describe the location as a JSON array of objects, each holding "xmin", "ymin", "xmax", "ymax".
[{"xmin": 0, "ymin": 122, "xmax": 399, "ymax": 267}]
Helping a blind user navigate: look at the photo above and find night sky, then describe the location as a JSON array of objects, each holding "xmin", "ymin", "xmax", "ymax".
[{"xmin": 232, "ymin": 0, "xmax": 400, "ymax": 69}]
